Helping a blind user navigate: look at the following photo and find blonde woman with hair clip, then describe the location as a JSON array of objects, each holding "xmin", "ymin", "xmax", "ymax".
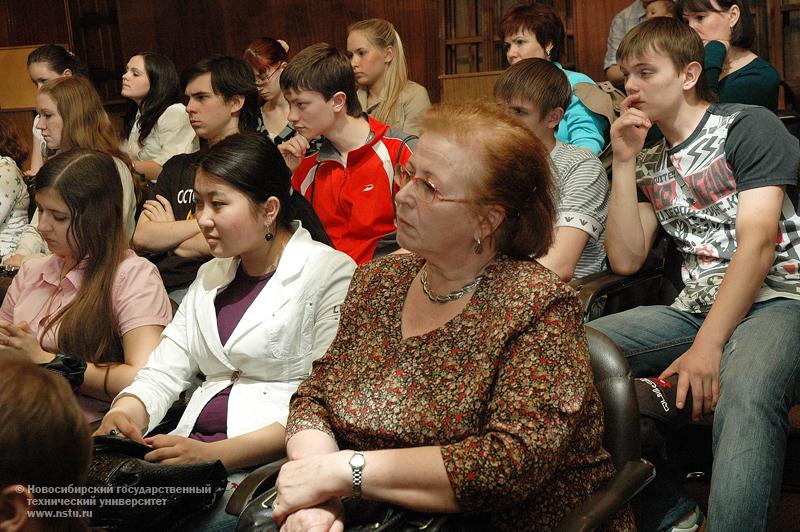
[{"xmin": 347, "ymin": 18, "xmax": 431, "ymax": 136}]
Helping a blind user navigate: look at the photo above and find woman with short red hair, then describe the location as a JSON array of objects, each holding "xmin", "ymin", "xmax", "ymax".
[
  {"xmin": 243, "ymin": 37, "xmax": 294, "ymax": 143},
  {"xmin": 500, "ymin": 2, "xmax": 609, "ymax": 155}
]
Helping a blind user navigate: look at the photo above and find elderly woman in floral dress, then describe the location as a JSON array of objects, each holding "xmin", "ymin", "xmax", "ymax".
[{"xmin": 271, "ymin": 102, "xmax": 634, "ymax": 532}]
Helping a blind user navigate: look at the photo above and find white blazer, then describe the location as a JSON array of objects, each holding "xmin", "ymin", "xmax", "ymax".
[{"xmin": 117, "ymin": 222, "xmax": 355, "ymax": 437}]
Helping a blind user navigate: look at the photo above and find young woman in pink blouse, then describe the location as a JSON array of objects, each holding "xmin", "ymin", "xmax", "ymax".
[{"xmin": 0, "ymin": 149, "xmax": 171, "ymax": 414}]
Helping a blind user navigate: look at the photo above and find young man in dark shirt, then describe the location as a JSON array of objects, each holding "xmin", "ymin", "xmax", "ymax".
[
  {"xmin": 588, "ymin": 17, "xmax": 800, "ymax": 531},
  {"xmin": 131, "ymin": 55, "xmax": 260, "ymax": 302}
]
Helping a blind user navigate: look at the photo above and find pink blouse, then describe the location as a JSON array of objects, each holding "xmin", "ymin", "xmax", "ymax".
[{"xmin": 0, "ymin": 250, "xmax": 172, "ymax": 353}]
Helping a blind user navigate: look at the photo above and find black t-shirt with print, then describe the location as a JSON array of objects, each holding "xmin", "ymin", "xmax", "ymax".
[{"xmin": 143, "ymin": 151, "xmax": 209, "ymax": 291}]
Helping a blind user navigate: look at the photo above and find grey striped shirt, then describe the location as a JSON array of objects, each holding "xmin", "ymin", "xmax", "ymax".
[{"xmin": 549, "ymin": 141, "xmax": 609, "ymax": 278}]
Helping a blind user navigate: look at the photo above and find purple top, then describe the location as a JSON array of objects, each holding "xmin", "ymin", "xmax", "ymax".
[
  {"xmin": 215, "ymin": 266, "xmax": 275, "ymax": 345},
  {"xmin": 189, "ymin": 385, "xmax": 232, "ymax": 442},
  {"xmin": 189, "ymin": 265, "xmax": 275, "ymax": 442}
]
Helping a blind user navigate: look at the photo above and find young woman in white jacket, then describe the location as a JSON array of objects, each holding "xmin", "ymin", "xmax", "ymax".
[{"xmin": 95, "ymin": 133, "xmax": 355, "ymax": 529}]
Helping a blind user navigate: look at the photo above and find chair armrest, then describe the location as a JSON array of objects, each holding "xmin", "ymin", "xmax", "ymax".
[
  {"xmin": 570, "ymin": 268, "xmax": 664, "ymax": 318},
  {"xmin": 226, "ymin": 458, "xmax": 288, "ymax": 516},
  {"xmin": 554, "ymin": 459, "xmax": 655, "ymax": 532}
]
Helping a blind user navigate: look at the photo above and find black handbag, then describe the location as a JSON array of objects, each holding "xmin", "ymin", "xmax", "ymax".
[
  {"xmin": 236, "ymin": 485, "xmax": 483, "ymax": 532},
  {"xmin": 86, "ymin": 436, "xmax": 228, "ymax": 531}
]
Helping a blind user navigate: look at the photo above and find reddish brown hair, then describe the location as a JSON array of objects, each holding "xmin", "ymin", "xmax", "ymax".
[
  {"xmin": 0, "ymin": 358, "xmax": 91, "ymax": 530},
  {"xmin": 499, "ymin": 3, "xmax": 565, "ymax": 63},
  {"xmin": 419, "ymin": 102, "xmax": 556, "ymax": 259},
  {"xmin": 0, "ymin": 118, "xmax": 28, "ymax": 166},
  {"xmin": 243, "ymin": 37, "xmax": 290, "ymax": 71}
]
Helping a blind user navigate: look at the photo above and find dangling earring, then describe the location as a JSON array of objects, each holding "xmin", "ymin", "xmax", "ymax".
[
  {"xmin": 545, "ymin": 48, "xmax": 552, "ymax": 61},
  {"xmin": 473, "ymin": 236, "xmax": 483, "ymax": 255},
  {"xmin": 265, "ymin": 223, "xmax": 274, "ymax": 241}
]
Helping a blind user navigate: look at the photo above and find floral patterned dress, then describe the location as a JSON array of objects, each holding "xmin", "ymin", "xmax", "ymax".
[{"xmin": 287, "ymin": 254, "xmax": 635, "ymax": 531}]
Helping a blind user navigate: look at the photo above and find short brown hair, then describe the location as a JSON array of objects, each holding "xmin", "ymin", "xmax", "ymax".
[
  {"xmin": 0, "ymin": 358, "xmax": 91, "ymax": 528},
  {"xmin": 499, "ymin": 3, "xmax": 565, "ymax": 63},
  {"xmin": 419, "ymin": 102, "xmax": 556, "ymax": 259},
  {"xmin": 617, "ymin": 17, "xmax": 713, "ymax": 102},
  {"xmin": 280, "ymin": 43, "xmax": 362, "ymax": 117},
  {"xmin": 494, "ymin": 58, "xmax": 571, "ymax": 119}
]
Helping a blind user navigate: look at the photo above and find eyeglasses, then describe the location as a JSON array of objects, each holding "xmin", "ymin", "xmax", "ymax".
[
  {"xmin": 393, "ymin": 165, "xmax": 471, "ymax": 204},
  {"xmin": 255, "ymin": 65, "xmax": 281, "ymax": 84}
]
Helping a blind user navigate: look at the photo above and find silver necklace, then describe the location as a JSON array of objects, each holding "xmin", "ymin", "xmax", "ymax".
[{"xmin": 419, "ymin": 263, "xmax": 485, "ymax": 304}]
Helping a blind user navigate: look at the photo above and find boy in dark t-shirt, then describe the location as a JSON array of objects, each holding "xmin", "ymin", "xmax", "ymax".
[
  {"xmin": 132, "ymin": 55, "xmax": 260, "ymax": 301},
  {"xmin": 143, "ymin": 151, "xmax": 205, "ymax": 293},
  {"xmin": 587, "ymin": 18, "xmax": 800, "ymax": 531}
]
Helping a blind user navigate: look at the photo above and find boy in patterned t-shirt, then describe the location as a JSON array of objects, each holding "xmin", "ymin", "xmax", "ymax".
[
  {"xmin": 588, "ymin": 18, "xmax": 800, "ymax": 531},
  {"xmin": 494, "ymin": 58, "xmax": 609, "ymax": 281}
]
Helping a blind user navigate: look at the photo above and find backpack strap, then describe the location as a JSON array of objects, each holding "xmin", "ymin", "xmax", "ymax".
[{"xmin": 573, "ymin": 81, "xmax": 621, "ymax": 126}]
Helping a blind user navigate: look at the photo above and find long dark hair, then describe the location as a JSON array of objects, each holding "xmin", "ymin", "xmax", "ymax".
[
  {"xmin": 197, "ymin": 133, "xmax": 331, "ymax": 245},
  {"xmin": 676, "ymin": 0, "xmax": 755, "ymax": 49},
  {"xmin": 36, "ymin": 149, "xmax": 126, "ymax": 364},
  {"xmin": 122, "ymin": 52, "xmax": 182, "ymax": 145}
]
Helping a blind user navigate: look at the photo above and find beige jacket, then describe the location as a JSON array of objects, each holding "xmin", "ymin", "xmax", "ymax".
[{"xmin": 357, "ymin": 80, "xmax": 431, "ymax": 136}]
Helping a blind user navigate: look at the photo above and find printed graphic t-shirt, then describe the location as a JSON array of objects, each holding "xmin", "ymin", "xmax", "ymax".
[
  {"xmin": 635, "ymin": 103, "xmax": 800, "ymax": 313},
  {"xmin": 147, "ymin": 151, "xmax": 209, "ymax": 291}
]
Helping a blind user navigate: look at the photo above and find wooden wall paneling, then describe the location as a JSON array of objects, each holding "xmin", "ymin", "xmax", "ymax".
[
  {"xmin": 117, "ymin": 0, "xmax": 440, "ymax": 104},
  {"xmin": 69, "ymin": 0, "xmax": 124, "ymax": 101},
  {"xmin": 361, "ymin": 0, "xmax": 441, "ymax": 103},
  {"xmin": 441, "ymin": 70, "xmax": 500, "ymax": 104},
  {"xmin": 117, "ymin": 0, "xmax": 157, "ymax": 68},
  {"xmin": 0, "ymin": 0, "xmax": 10, "ymax": 47},
  {"xmin": 217, "ymin": 0, "xmax": 361, "ymax": 64},
  {"xmin": 118, "ymin": 0, "xmax": 226, "ymax": 75},
  {"xmin": 573, "ymin": 0, "xmax": 633, "ymax": 82},
  {"xmin": 6, "ymin": 0, "xmax": 69, "ymax": 46},
  {"xmin": 767, "ymin": 0, "xmax": 784, "ymax": 77}
]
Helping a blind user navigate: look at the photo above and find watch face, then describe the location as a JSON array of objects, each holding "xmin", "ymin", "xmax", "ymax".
[{"xmin": 350, "ymin": 453, "xmax": 365, "ymax": 468}]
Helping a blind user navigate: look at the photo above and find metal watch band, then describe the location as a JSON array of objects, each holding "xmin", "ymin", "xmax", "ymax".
[
  {"xmin": 352, "ymin": 468, "xmax": 363, "ymax": 498},
  {"xmin": 350, "ymin": 451, "xmax": 365, "ymax": 499}
]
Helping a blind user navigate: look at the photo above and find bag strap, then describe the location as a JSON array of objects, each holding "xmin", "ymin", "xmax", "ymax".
[{"xmin": 573, "ymin": 81, "xmax": 618, "ymax": 126}]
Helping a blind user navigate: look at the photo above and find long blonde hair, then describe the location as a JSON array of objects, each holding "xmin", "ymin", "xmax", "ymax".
[
  {"xmin": 347, "ymin": 18, "xmax": 409, "ymax": 126},
  {"xmin": 39, "ymin": 75, "xmax": 132, "ymax": 168}
]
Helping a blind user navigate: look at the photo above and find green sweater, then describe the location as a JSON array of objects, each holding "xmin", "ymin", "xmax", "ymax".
[{"xmin": 704, "ymin": 41, "xmax": 780, "ymax": 112}]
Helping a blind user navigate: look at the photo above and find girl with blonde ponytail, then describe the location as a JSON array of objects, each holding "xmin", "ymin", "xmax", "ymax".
[{"xmin": 347, "ymin": 18, "xmax": 430, "ymax": 135}]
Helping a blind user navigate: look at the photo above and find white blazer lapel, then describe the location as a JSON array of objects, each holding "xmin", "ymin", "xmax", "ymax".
[{"xmin": 225, "ymin": 223, "xmax": 312, "ymax": 349}]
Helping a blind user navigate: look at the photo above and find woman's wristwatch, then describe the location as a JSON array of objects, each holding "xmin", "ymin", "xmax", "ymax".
[{"xmin": 349, "ymin": 451, "xmax": 366, "ymax": 499}]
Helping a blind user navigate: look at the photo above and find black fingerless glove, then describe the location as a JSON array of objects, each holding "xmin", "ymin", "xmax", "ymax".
[{"xmin": 39, "ymin": 353, "xmax": 87, "ymax": 391}]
